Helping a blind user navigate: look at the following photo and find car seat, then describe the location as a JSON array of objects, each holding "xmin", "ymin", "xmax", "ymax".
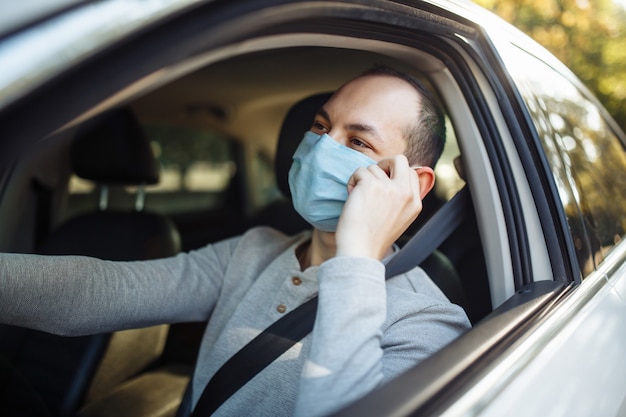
[{"xmin": 0, "ymin": 108, "xmax": 188, "ymax": 417}]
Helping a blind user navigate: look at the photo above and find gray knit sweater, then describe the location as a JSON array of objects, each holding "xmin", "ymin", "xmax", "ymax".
[{"xmin": 0, "ymin": 227, "xmax": 470, "ymax": 416}]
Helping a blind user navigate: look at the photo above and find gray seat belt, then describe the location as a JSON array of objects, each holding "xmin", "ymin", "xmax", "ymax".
[
  {"xmin": 184, "ymin": 186, "xmax": 471, "ymax": 417},
  {"xmin": 385, "ymin": 186, "xmax": 471, "ymax": 276}
]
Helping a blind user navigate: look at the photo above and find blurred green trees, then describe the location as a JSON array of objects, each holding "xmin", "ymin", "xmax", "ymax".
[{"xmin": 475, "ymin": 0, "xmax": 626, "ymax": 131}]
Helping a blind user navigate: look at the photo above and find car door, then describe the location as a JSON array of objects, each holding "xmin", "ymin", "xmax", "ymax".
[
  {"xmin": 465, "ymin": 33, "xmax": 626, "ymax": 417},
  {"xmin": 331, "ymin": 4, "xmax": 626, "ymax": 416}
]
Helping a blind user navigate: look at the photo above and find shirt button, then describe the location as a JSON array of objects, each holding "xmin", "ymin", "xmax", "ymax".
[
  {"xmin": 292, "ymin": 277, "xmax": 302, "ymax": 286},
  {"xmin": 277, "ymin": 304, "xmax": 287, "ymax": 314}
]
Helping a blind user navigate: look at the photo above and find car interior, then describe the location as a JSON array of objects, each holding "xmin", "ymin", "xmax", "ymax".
[{"xmin": 0, "ymin": 38, "xmax": 530, "ymax": 417}]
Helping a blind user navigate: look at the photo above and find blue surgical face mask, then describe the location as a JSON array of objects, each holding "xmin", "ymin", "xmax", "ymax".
[{"xmin": 288, "ymin": 131, "xmax": 377, "ymax": 232}]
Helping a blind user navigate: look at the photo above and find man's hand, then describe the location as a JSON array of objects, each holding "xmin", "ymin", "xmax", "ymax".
[{"xmin": 334, "ymin": 155, "xmax": 435, "ymax": 260}]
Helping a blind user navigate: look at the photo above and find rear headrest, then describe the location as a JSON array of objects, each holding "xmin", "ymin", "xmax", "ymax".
[
  {"xmin": 275, "ymin": 93, "xmax": 333, "ymax": 198},
  {"xmin": 71, "ymin": 108, "xmax": 160, "ymax": 185}
]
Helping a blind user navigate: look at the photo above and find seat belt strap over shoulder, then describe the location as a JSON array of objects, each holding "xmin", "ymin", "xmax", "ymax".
[
  {"xmin": 188, "ymin": 186, "xmax": 471, "ymax": 416},
  {"xmin": 385, "ymin": 186, "xmax": 471, "ymax": 277}
]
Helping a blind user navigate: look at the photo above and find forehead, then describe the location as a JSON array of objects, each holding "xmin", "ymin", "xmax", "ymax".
[{"xmin": 323, "ymin": 75, "xmax": 420, "ymax": 131}]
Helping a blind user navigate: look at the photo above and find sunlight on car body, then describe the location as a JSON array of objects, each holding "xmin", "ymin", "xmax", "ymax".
[{"xmin": 0, "ymin": 0, "xmax": 203, "ymax": 110}]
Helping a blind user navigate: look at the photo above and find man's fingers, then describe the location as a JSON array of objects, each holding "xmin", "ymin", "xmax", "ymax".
[
  {"xmin": 377, "ymin": 155, "xmax": 423, "ymax": 197},
  {"xmin": 348, "ymin": 155, "xmax": 427, "ymax": 203},
  {"xmin": 377, "ymin": 156, "xmax": 398, "ymax": 177},
  {"xmin": 348, "ymin": 164, "xmax": 387, "ymax": 192}
]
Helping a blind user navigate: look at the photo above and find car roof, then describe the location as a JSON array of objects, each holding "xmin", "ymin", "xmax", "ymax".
[{"xmin": 0, "ymin": 0, "xmax": 89, "ymax": 38}]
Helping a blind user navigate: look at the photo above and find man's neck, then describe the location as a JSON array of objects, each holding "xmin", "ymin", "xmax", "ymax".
[
  {"xmin": 297, "ymin": 229, "xmax": 336, "ymax": 270},
  {"xmin": 297, "ymin": 228, "xmax": 396, "ymax": 270}
]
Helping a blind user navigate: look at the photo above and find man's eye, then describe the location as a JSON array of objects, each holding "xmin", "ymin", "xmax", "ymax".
[
  {"xmin": 350, "ymin": 138, "xmax": 368, "ymax": 148},
  {"xmin": 311, "ymin": 122, "xmax": 328, "ymax": 133}
]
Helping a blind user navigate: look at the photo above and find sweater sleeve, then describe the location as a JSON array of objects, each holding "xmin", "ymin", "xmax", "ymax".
[
  {"xmin": 0, "ymin": 236, "xmax": 239, "ymax": 336},
  {"xmin": 294, "ymin": 256, "xmax": 470, "ymax": 417}
]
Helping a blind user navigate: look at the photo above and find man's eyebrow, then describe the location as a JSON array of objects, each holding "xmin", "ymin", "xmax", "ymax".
[
  {"xmin": 347, "ymin": 122, "xmax": 384, "ymax": 144},
  {"xmin": 316, "ymin": 107, "xmax": 330, "ymax": 119},
  {"xmin": 316, "ymin": 107, "xmax": 383, "ymax": 142},
  {"xmin": 347, "ymin": 122, "xmax": 377, "ymax": 135}
]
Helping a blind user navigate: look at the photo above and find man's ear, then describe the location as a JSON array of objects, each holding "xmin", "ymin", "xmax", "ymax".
[{"xmin": 415, "ymin": 166, "xmax": 436, "ymax": 200}]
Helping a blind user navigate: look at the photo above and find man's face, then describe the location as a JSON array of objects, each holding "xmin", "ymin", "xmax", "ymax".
[{"xmin": 310, "ymin": 75, "xmax": 420, "ymax": 162}]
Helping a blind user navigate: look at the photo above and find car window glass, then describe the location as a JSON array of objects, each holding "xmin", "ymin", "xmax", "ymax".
[
  {"xmin": 66, "ymin": 125, "xmax": 238, "ymax": 218},
  {"xmin": 502, "ymin": 45, "xmax": 626, "ymax": 277}
]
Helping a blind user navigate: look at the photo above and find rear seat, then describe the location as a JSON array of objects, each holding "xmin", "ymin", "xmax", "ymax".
[{"xmin": 0, "ymin": 108, "xmax": 189, "ymax": 417}]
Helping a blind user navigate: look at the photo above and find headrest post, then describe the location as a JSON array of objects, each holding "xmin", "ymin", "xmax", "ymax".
[
  {"xmin": 135, "ymin": 185, "xmax": 146, "ymax": 212},
  {"xmin": 98, "ymin": 185, "xmax": 109, "ymax": 211}
]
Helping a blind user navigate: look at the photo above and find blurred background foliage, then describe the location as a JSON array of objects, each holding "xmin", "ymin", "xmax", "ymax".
[{"xmin": 474, "ymin": 0, "xmax": 626, "ymax": 131}]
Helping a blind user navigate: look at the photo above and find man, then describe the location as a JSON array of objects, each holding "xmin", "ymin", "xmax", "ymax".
[{"xmin": 0, "ymin": 66, "xmax": 470, "ymax": 416}]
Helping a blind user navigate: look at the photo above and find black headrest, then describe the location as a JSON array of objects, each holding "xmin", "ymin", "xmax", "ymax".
[
  {"xmin": 275, "ymin": 93, "xmax": 333, "ymax": 198},
  {"xmin": 71, "ymin": 108, "xmax": 160, "ymax": 185}
]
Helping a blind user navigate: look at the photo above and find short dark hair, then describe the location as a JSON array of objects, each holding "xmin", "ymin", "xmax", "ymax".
[{"xmin": 357, "ymin": 65, "xmax": 446, "ymax": 167}]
